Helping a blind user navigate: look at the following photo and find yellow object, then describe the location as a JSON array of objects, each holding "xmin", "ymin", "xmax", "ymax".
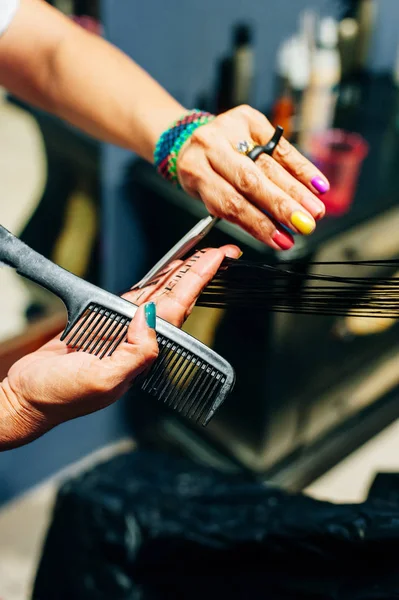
[
  {"xmin": 183, "ymin": 306, "xmax": 225, "ymax": 348},
  {"xmin": 290, "ymin": 211, "xmax": 315, "ymax": 235},
  {"xmin": 53, "ymin": 191, "xmax": 97, "ymax": 277},
  {"xmin": 344, "ymin": 315, "xmax": 397, "ymax": 336}
]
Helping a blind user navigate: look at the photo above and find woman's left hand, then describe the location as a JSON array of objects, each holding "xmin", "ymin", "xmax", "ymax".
[
  {"xmin": 176, "ymin": 105, "xmax": 329, "ymax": 251},
  {"xmin": 1, "ymin": 245, "xmax": 240, "ymax": 449}
]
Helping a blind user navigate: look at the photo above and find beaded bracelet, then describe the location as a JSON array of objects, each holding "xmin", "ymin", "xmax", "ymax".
[{"xmin": 154, "ymin": 109, "xmax": 215, "ymax": 186}]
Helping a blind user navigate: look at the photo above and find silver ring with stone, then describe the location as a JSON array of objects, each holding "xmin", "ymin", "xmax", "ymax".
[
  {"xmin": 236, "ymin": 140, "xmax": 256, "ymax": 156},
  {"xmin": 236, "ymin": 126, "xmax": 285, "ymax": 163}
]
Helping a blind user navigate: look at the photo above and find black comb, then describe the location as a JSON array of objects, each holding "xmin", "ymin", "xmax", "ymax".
[{"xmin": 0, "ymin": 225, "xmax": 235, "ymax": 426}]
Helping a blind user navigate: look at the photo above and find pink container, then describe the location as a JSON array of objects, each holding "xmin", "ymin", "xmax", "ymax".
[{"xmin": 309, "ymin": 130, "xmax": 369, "ymax": 216}]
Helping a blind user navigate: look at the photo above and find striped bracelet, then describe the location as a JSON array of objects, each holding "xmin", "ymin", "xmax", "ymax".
[{"xmin": 154, "ymin": 109, "xmax": 215, "ymax": 185}]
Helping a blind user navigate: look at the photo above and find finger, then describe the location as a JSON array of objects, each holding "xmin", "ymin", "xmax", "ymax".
[
  {"xmin": 241, "ymin": 105, "xmax": 330, "ymax": 195},
  {"xmin": 124, "ymin": 245, "xmax": 242, "ymax": 306},
  {"xmin": 196, "ymin": 167, "xmax": 294, "ymax": 250},
  {"xmin": 152, "ymin": 246, "xmax": 250, "ymax": 327},
  {"xmin": 221, "ymin": 244, "xmax": 242, "ymax": 259},
  {"xmin": 124, "ymin": 259, "xmax": 187, "ymax": 305},
  {"xmin": 93, "ymin": 304, "xmax": 159, "ymax": 395},
  {"xmin": 254, "ymin": 153, "xmax": 325, "ymax": 220},
  {"xmin": 111, "ymin": 303, "xmax": 158, "ymax": 374},
  {"xmin": 153, "ymin": 248, "xmax": 226, "ymax": 327},
  {"xmin": 206, "ymin": 141, "xmax": 317, "ymax": 236}
]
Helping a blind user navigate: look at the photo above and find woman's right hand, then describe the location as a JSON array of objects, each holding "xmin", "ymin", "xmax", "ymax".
[{"xmin": 177, "ymin": 105, "xmax": 329, "ymax": 250}]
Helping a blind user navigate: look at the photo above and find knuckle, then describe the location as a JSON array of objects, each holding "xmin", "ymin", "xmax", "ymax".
[
  {"xmin": 237, "ymin": 167, "xmax": 261, "ymax": 195},
  {"xmin": 141, "ymin": 341, "xmax": 159, "ymax": 366},
  {"xmin": 294, "ymin": 160, "xmax": 309, "ymax": 180},
  {"xmin": 257, "ymin": 155, "xmax": 274, "ymax": 177},
  {"xmin": 286, "ymin": 183, "xmax": 301, "ymax": 202},
  {"xmin": 236, "ymin": 104, "xmax": 254, "ymax": 119},
  {"xmin": 275, "ymin": 136, "xmax": 292, "ymax": 160},
  {"xmin": 190, "ymin": 126, "xmax": 210, "ymax": 147},
  {"xmin": 223, "ymin": 194, "xmax": 246, "ymax": 221},
  {"xmin": 248, "ymin": 217, "xmax": 273, "ymax": 243},
  {"xmin": 178, "ymin": 158, "xmax": 199, "ymax": 187},
  {"xmin": 274, "ymin": 197, "xmax": 291, "ymax": 222}
]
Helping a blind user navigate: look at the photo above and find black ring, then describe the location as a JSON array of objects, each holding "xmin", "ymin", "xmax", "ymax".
[{"xmin": 247, "ymin": 125, "xmax": 284, "ymax": 162}]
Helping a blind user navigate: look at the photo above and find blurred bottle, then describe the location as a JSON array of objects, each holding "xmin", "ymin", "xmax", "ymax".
[
  {"xmin": 271, "ymin": 39, "xmax": 295, "ymax": 139},
  {"xmin": 337, "ymin": 18, "xmax": 360, "ymax": 108},
  {"xmin": 271, "ymin": 88, "xmax": 294, "ymax": 140},
  {"xmin": 354, "ymin": 0, "xmax": 377, "ymax": 72},
  {"xmin": 299, "ymin": 17, "xmax": 341, "ymax": 153},
  {"xmin": 231, "ymin": 24, "xmax": 255, "ymax": 107},
  {"xmin": 272, "ymin": 35, "xmax": 311, "ymax": 141},
  {"xmin": 215, "ymin": 57, "xmax": 233, "ymax": 114},
  {"xmin": 214, "ymin": 23, "xmax": 254, "ymax": 113}
]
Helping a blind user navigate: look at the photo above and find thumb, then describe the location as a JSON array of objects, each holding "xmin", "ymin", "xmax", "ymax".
[
  {"xmin": 127, "ymin": 302, "xmax": 157, "ymax": 345},
  {"xmin": 109, "ymin": 303, "xmax": 158, "ymax": 381}
]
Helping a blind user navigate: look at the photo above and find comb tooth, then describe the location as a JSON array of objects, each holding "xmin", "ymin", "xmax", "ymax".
[
  {"xmin": 60, "ymin": 303, "xmax": 95, "ymax": 342},
  {"xmin": 96, "ymin": 314, "xmax": 123, "ymax": 357},
  {"xmin": 164, "ymin": 354, "xmax": 198, "ymax": 408},
  {"xmin": 69, "ymin": 306, "xmax": 101, "ymax": 349},
  {"xmin": 81, "ymin": 309, "xmax": 110, "ymax": 353},
  {"xmin": 142, "ymin": 341, "xmax": 178, "ymax": 392},
  {"xmin": 190, "ymin": 372, "xmax": 222, "ymax": 422},
  {"xmin": 86, "ymin": 311, "xmax": 115, "ymax": 355},
  {"xmin": 180, "ymin": 365, "xmax": 209, "ymax": 417},
  {"xmin": 186, "ymin": 367, "xmax": 216, "ymax": 420},
  {"xmin": 107, "ymin": 322, "xmax": 129, "ymax": 356},
  {"xmin": 165, "ymin": 352, "xmax": 196, "ymax": 407},
  {"xmin": 199, "ymin": 375, "xmax": 225, "ymax": 421},
  {"xmin": 99, "ymin": 318, "xmax": 127, "ymax": 359},
  {"xmin": 167, "ymin": 359, "xmax": 204, "ymax": 416},
  {"xmin": 76, "ymin": 307, "xmax": 106, "ymax": 351},
  {"xmin": 65, "ymin": 304, "xmax": 96, "ymax": 345},
  {"xmin": 156, "ymin": 349, "xmax": 190, "ymax": 402},
  {"xmin": 145, "ymin": 346, "xmax": 188, "ymax": 397},
  {"xmin": 157, "ymin": 351, "xmax": 192, "ymax": 405},
  {"xmin": 184, "ymin": 364, "xmax": 221, "ymax": 420},
  {"xmin": 92, "ymin": 313, "xmax": 119, "ymax": 356}
]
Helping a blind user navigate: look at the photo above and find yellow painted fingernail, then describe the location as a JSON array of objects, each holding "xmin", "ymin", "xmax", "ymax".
[
  {"xmin": 290, "ymin": 211, "xmax": 316, "ymax": 235},
  {"xmin": 238, "ymin": 251, "xmax": 244, "ymax": 258}
]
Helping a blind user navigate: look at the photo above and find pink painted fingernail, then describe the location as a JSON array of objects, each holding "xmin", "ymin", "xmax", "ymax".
[
  {"xmin": 272, "ymin": 229, "xmax": 294, "ymax": 250},
  {"xmin": 301, "ymin": 196, "xmax": 326, "ymax": 220},
  {"xmin": 311, "ymin": 176, "xmax": 330, "ymax": 194}
]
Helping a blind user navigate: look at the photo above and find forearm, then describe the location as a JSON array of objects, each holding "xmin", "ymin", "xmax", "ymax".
[
  {"xmin": 0, "ymin": 0, "xmax": 185, "ymax": 161},
  {"xmin": 0, "ymin": 379, "xmax": 49, "ymax": 450}
]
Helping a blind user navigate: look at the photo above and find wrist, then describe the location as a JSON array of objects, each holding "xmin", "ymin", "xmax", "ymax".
[
  {"xmin": 145, "ymin": 104, "xmax": 188, "ymax": 161},
  {"xmin": 153, "ymin": 109, "xmax": 215, "ymax": 184},
  {"xmin": 0, "ymin": 379, "xmax": 50, "ymax": 450}
]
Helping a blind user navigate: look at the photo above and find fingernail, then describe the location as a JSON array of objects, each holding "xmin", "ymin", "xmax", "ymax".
[
  {"xmin": 237, "ymin": 251, "xmax": 244, "ymax": 258},
  {"xmin": 144, "ymin": 302, "xmax": 156, "ymax": 329},
  {"xmin": 272, "ymin": 229, "xmax": 294, "ymax": 250},
  {"xmin": 290, "ymin": 211, "xmax": 316, "ymax": 235},
  {"xmin": 311, "ymin": 176, "xmax": 330, "ymax": 194},
  {"xmin": 301, "ymin": 196, "xmax": 325, "ymax": 220}
]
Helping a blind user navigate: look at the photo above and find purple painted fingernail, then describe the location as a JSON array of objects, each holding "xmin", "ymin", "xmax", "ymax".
[{"xmin": 311, "ymin": 176, "xmax": 330, "ymax": 194}]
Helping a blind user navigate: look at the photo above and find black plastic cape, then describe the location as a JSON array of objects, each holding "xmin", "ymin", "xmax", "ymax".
[{"xmin": 33, "ymin": 450, "xmax": 399, "ymax": 599}]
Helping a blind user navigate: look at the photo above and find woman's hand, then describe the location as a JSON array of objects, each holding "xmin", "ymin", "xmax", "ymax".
[
  {"xmin": 177, "ymin": 105, "xmax": 329, "ymax": 251},
  {"xmin": 0, "ymin": 245, "xmax": 240, "ymax": 449}
]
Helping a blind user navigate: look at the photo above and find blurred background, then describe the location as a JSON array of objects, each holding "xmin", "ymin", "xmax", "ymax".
[{"xmin": 1, "ymin": 0, "xmax": 399, "ymax": 597}]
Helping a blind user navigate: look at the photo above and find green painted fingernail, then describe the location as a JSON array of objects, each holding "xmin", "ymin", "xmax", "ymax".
[{"xmin": 145, "ymin": 302, "xmax": 156, "ymax": 329}]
